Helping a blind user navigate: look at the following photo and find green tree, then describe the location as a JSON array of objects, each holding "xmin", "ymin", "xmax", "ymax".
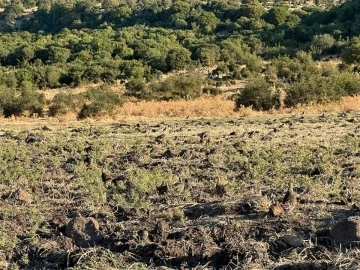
[
  {"xmin": 3, "ymin": 2, "xmax": 24, "ymax": 25},
  {"xmin": 311, "ymin": 34, "xmax": 335, "ymax": 54},
  {"xmin": 341, "ymin": 38, "xmax": 360, "ymax": 65},
  {"xmin": 265, "ymin": 6, "xmax": 290, "ymax": 26},
  {"xmin": 166, "ymin": 47, "xmax": 192, "ymax": 71},
  {"xmin": 196, "ymin": 44, "xmax": 220, "ymax": 68},
  {"xmin": 47, "ymin": 46, "xmax": 71, "ymax": 64},
  {"xmin": 192, "ymin": 11, "xmax": 220, "ymax": 34},
  {"xmin": 235, "ymin": 76, "xmax": 273, "ymax": 111}
]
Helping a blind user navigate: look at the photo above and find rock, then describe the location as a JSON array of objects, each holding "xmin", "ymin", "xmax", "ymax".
[
  {"xmin": 282, "ymin": 235, "xmax": 303, "ymax": 247},
  {"xmin": 66, "ymin": 216, "xmax": 102, "ymax": 248},
  {"xmin": 330, "ymin": 216, "xmax": 360, "ymax": 247},
  {"xmin": 268, "ymin": 202, "xmax": 284, "ymax": 216},
  {"xmin": 15, "ymin": 189, "xmax": 32, "ymax": 203},
  {"xmin": 58, "ymin": 236, "xmax": 74, "ymax": 251}
]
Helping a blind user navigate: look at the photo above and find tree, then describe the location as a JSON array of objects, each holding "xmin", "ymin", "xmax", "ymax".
[
  {"xmin": 235, "ymin": 76, "xmax": 273, "ymax": 111},
  {"xmin": 341, "ymin": 38, "xmax": 360, "ymax": 65},
  {"xmin": 192, "ymin": 11, "xmax": 220, "ymax": 34},
  {"xmin": 239, "ymin": 2, "xmax": 265, "ymax": 19},
  {"xmin": 47, "ymin": 46, "xmax": 71, "ymax": 64},
  {"xmin": 166, "ymin": 47, "xmax": 192, "ymax": 71},
  {"xmin": 3, "ymin": 2, "xmax": 24, "ymax": 25},
  {"xmin": 196, "ymin": 44, "xmax": 220, "ymax": 68},
  {"xmin": 265, "ymin": 6, "xmax": 290, "ymax": 26},
  {"xmin": 311, "ymin": 34, "xmax": 335, "ymax": 54}
]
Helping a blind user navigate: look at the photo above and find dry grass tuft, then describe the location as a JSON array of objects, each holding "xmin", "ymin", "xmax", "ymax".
[
  {"xmin": 115, "ymin": 95, "xmax": 360, "ymax": 118},
  {"xmin": 0, "ymin": 94, "xmax": 359, "ymax": 124},
  {"xmin": 279, "ymin": 95, "xmax": 360, "ymax": 115},
  {"xmin": 116, "ymin": 95, "xmax": 262, "ymax": 118}
]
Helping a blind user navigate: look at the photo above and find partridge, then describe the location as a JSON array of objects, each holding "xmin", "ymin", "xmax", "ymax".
[{"xmin": 282, "ymin": 182, "xmax": 297, "ymax": 213}]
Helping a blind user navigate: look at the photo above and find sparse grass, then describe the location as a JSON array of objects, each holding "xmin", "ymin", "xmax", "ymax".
[{"xmin": 0, "ymin": 112, "xmax": 359, "ymax": 268}]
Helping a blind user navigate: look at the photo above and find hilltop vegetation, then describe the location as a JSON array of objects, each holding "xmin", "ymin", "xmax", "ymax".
[{"xmin": 0, "ymin": 0, "xmax": 359, "ymax": 118}]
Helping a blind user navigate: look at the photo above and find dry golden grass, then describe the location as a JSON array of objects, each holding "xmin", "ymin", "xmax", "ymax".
[
  {"xmin": 0, "ymin": 95, "xmax": 359, "ymax": 125},
  {"xmin": 115, "ymin": 95, "xmax": 360, "ymax": 118},
  {"xmin": 280, "ymin": 95, "xmax": 360, "ymax": 114},
  {"xmin": 116, "ymin": 95, "xmax": 261, "ymax": 118}
]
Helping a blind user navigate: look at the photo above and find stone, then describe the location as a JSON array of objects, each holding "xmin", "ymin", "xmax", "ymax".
[
  {"xmin": 330, "ymin": 216, "xmax": 360, "ymax": 247},
  {"xmin": 66, "ymin": 216, "xmax": 102, "ymax": 248}
]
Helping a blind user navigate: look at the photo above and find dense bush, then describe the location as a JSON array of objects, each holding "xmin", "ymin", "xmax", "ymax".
[
  {"xmin": 48, "ymin": 92, "xmax": 82, "ymax": 116},
  {"xmin": 235, "ymin": 76, "xmax": 274, "ymax": 111},
  {"xmin": 0, "ymin": 0, "xmax": 358, "ymax": 117},
  {"xmin": 203, "ymin": 87, "xmax": 222, "ymax": 96},
  {"xmin": 0, "ymin": 86, "xmax": 45, "ymax": 117},
  {"xmin": 144, "ymin": 74, "xmax": 204, "ymax": 101},
  {"xmin": 284, "ymin": 74, "xmax": 344, "ymax": 107},
  {"xmin": 77, "ymin": 85, "xmax": 123, "ymax": 119}
]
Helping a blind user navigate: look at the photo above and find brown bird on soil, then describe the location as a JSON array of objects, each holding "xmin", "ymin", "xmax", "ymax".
[{"xmin": 282, "ymin": 182, "xmax": 297, "ymax": 213}]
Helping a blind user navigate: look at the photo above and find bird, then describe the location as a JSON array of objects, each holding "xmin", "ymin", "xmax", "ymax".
[
  {"xmin": 199, "ymin": 131, "xmax": 211, "ymax": 146},
  {"xmin": 282, "ymin": 182, "xmax": 297, "ymax": 213}
]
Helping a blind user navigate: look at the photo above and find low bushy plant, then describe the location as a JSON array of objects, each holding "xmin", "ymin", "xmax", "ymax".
[
  {"xmin": 77, "ymin": 85, "xmax": 123, "ymax": 119},
  {"xmin": 48, "ymin": 92, "xmax": 81, "ymax": 116},
  {"xmin": 0, "ymin": 86, "xmax": 45, "ymax": 117},
  {"xmin": 144, "ymin": 74, "xmax": 204, "ymax": 101},
  {"xmin": 235, "ymin": 76, "xmax": 274, "ymax": 111}
]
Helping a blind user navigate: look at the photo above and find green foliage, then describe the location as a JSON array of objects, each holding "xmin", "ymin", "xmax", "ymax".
[
  {"xmin": 341, "ymin": 37, "xmax": 360, "ymax": 65},
  {"xmin": 335, "ymin": 72, "xmax": 360, "ymax": 96},
  {"xmin": 203, "ymin": 87, "xmax": 222, "ymax": 96},
  {"xmin": 284, "ymin": 74, "xmax": 344, "ymax": 107},
  {"xmin": 77, "ymin": 85, "xmax": 123, "ymax": 119},
  {"xmin": 0, "ymin": 0, "xmax": 356, "ymax": 117},
  {"xmin": 2, "ymin": 2, "xmax": 24, "ymax": 25},
  {"xmin": 235, "ymin": 76, "xmax": 273, "ymax": 111},
  {"xmin": 144, "ymin": 74, "xmax": 204, "ymax": 101},
  {"xmin": 311, "ymin": 34, "xmax": 335, "ymax": 54},
  {"xmin": 165, "ymin": 47, "xmax": 192, "ymax": 71},
  {"xmin": 264, "ymin": 6, "xmax": 290, "ymax": 26},
  {"xmin": 48, "ymin": 92, "xmax": 81, "ymax": 116},
  {"xmin": 0, "ymin": 86, "xmax": 45, "ymax": 117}
]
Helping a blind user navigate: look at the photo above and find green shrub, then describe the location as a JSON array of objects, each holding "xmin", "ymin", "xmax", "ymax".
[
  {"xmin": 0, "ymin": 86, "xmax": 45, "ymax": 117},
  {"xmin": 335, "ymin": 72, "xmax": 360, "ymax": 96},
  {"xmin": 203, "ymin": 87, "xmax": 222, "ymax": 96},
  {"xmin": 235, "ymin": 76, "xmax": 273, "ymax": 111},
  {"xmin": 77, "ymin": 85, "xmax": 123, "ymax": 119},
  {"xmin": 284, "ymin": 74, "xmax": 344, "ymax": 107},
  {"xmin": 144, "ymin": 74, "xmax": 204, "ymax": 101},
  {"xmin": 48, "ymin": 92, "xmax": 81, "ymax": 116}
]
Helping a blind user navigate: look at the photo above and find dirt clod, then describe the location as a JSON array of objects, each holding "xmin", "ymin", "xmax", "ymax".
[
  {"xmin": 330, "ymin": 216, "xmax": 360, "ymax": 247},
  {"xmin": 25, "ymin": 133, "xmax": 38, "ymax": 143},
  {"xmin": 281, "ymin": 235, "xmax": 303, "ymax": 247},
  {"xmin": 66, "ymin": 216, "xmax": 102, "ymax": 248},
  {"xmin": 14, "ymin": 189, "xmax": 32, "ymax": 203}
]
